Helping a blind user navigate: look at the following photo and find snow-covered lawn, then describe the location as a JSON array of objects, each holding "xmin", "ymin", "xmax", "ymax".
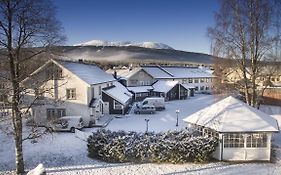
[{"xmin": 1, "ymin": 94, "xmax": 281, "ymax": 174}]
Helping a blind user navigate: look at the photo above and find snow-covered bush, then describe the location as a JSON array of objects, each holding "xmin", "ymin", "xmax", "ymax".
[{"xmin": 87, "ymin": 130, "xmax": 217, "ymax": 163}]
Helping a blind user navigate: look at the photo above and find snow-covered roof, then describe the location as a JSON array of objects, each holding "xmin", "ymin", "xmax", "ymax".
[
  {"xmin": 162, "ymin": 66, "xmax": 214, "ymax": 78},
  {"xmin": 141, "ymin": 66, "xmax": 173, "ymax": 78},
  {"xmin": 141, "ymin": 66, "xmax": 214, "ymax": 79},
  {"xmin": 127, "ymin": 86, "xmax": 153, "ymax": 93},
  {"xmin": 56, "ymin": 60, "xmax": 115, "ymax": 85},
  {"xmin": 102, "ymin": 82, "xmax": 132, "ymax": 105},
  {"xmin": 106, "ymin": 67, "xmax": 143, "ymax": 79},
  {"xmin": 153, "ymin": 80, "xmax": 178, "ymax": 93},
  {"xmin": 181, "ymin": 84, "xmax": 195, "ymax": 89},
  {"xmin": 183, "ymin": 96, "xmax": 279, "ymax": 132}
]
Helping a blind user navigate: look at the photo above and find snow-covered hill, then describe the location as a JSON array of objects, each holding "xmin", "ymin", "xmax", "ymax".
[{"xmin": 74, "ymin": 40, "xmax": 174, "ymax": 50}]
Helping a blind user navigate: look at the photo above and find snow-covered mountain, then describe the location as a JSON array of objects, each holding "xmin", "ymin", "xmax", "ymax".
[{"xmin": 74, "ymin": 40, "xmax": 174, "ymax": 50}]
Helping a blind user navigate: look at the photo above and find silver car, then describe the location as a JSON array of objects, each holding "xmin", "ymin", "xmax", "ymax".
[{"xmin": 134, "ymin": 104, "xmax": 156, "ymax": 114}]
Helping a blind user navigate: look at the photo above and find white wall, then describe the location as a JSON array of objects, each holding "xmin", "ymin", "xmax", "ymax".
[
  {"xmin": 27, "ymin": 62, "xmax": 94, "ymax": 126},
  {"xmin": 218, "ymin": 133, "xmax": 272, "ymax": 161},
  {"xmin": 157, "ymin": 77, "xmax": 213, "ymax": 92}
]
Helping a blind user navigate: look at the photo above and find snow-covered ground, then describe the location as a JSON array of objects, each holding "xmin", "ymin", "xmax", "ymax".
[{"xmin": 1, "ymin": 94, "xmax": 281, "ymax": 175}]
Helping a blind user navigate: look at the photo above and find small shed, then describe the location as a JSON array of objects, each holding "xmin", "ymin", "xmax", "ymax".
[
  {"xmin": 183, "ymin": 96, "xmax": 279, "ymax": 161},
  {"xmin": 152, "ymin": 80, "xmax": 190, "ymax": 101}
]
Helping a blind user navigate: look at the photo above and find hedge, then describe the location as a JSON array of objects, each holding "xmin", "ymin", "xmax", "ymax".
[{"xmin": 87, "ymin": 129, "xmax": 217, "ymax": 163}]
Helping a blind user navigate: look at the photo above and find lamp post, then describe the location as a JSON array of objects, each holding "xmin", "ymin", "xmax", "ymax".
[
  {"xmin": 145, "ymin": 118, "xmax": 150, "ymax": 133},
  {"xmin": 176, "ymin": 109, "xmax": 180, "ymax": 127}
]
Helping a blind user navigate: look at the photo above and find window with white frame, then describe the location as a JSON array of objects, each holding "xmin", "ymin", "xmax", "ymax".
[
  {"xmin": 113, "ymin": 100, "xmax": 123, "ymax": 110},
  {"xmin": 224, "ymin": 133, "xmax": 244, "ymax": 148},
  {"xmin": 194, "ymin": 79, "xmax": 199, "ymax": 83},
  {"xmin": 66, "ymin": 88, "xmax": 76, "ymax": 100},
  {"xmin": 246, "ymin": 133, "xmax": 267, "ymax": 148},
  {"xmin": 200, "ymin": 86, "xmax": 204, "ymax": 91},
  {"xmin": 200, "ymin": 78, "xmax": 205, "ymax": 83},
  {"xmin": 188, "ymin": 78, "xmax": 193, "ymax": 83},
  {"xmin": 195, "ymin": 86, "xmax": 199, "ymax": 91}
]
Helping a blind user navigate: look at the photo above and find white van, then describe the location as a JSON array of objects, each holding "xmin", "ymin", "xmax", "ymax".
[
  {"xmin": 48, "ymin": 116, "xmax": 84, "ymax": 133},
  {"xmin": 140, "ymin": 97, "xmax": 165, "ymax": 111}
]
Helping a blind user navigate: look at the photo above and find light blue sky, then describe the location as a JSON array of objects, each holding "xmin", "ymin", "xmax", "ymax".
[{"xmin": 53, "ymin": 0, "xmax": 219, "ymax": 54}]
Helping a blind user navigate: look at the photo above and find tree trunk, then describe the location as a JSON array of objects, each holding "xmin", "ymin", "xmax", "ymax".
[{"xmin": 15, "ymin": 126, "xmax": 24, "ymax": 174}]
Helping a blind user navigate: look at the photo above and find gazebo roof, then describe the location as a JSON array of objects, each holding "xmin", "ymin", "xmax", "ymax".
[{"xmin": 183, "ymin": 96, "xmax": 279, "ymax": 133}]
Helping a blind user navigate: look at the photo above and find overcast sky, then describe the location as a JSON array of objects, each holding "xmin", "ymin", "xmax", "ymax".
[{"xmin": 53, "ymin": 0, "xmax": 219, "ymax": 54}]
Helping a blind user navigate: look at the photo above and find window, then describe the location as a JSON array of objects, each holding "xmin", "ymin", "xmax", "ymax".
[
  {"xmin": 114, "ymin": 100, "xmax": 123, "ymax": 110},
  {"xmin": 271, "ymin": 78, "xmax": 275, "ymax": 82},
  {"xmin": 195, "ymin": 86, "xmax": 199, "ymax": 91},
  {"xmin": 107, "ymin": 83, "xmax": 110, "ymax": 87},
  {"xmin": 224, "ymin": 133, "xmax": 244, "ymax": 148},
  {"xmin": 206, "ymin": 78, "xmax": 209, "ymax": 83},
  {"xmin": 130, "ymin": 80, "xmax": 138, "ymax": 85},
  {"xmin": 47, "ymin": 108, "xmax": 66, "ymax": 120},
  {"xmin": 182, "ymin": 79, "xmax": 187, "ymax": 84},
  {"xmin": 57, "ymin": 109, "xmax": 66, "ymax": 118},
  {"xmin": 194, "ymin": 79, "xmax": 199, "ymax": 83},
  {"xmin": 56, "ymin": 69, "xmax": 63, "ymax": 79},
  {"xmin": 206, "ymin": 86, "xmax": 210, "ymax": 90},
  {"xmin": 246, "ymin": 133, "xmax": 267, "ymax": 148},
  {"xmin": 98, "ymin": 86, "xmax": 101, "ymax": 95},
  {"xmin": 188, "ymin": 78, "xmax": 193, "ymax": 83},
  {"xmin": 66, "ymin": 88, "xmax": 76, "ymax": 100},
  {"xmin": 200, "ymin": 78, "xmax": 204, "ymax": 83},
  {"xmin": 47, "ymin": 109, "xmax": 56, "ymax": 120},
  {"xmin": 200, "ymin": 86, "xmax": 205, "ymax": 91},
  {"xmin": 140, "ymin": 81, "xmax": 150, "ymax": 85}
]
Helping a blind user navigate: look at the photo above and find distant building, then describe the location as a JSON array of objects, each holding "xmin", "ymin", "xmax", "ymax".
[{"xmin": 107, "ymin": 65, "xmax": 214, "ymax": 101}]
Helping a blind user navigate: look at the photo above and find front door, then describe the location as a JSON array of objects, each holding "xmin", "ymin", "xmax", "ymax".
[{"xmin": 103, "ymin": 102, "xmax": 109, "ymax": 114}]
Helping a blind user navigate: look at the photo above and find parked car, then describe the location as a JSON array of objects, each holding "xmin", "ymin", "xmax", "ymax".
[
  {"xmin": 134, "ymin": 105, "xmax": 156, "ymax": 114},
  {"xmin": 140, "ymin": 97, "xmax": 165, "ymax": 111},
  {"xmin": 47, "ymin": 116, "xmax": 84, "ymax": 133}
]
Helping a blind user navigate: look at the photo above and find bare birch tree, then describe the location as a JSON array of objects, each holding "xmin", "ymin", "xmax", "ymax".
[
  {"xmin": 0, "ymin": 0, "xmax": 64, "ymax": 174},
  {"xmin": 208, "ymin": 0, "xmax": 281, "ymax": 107}
]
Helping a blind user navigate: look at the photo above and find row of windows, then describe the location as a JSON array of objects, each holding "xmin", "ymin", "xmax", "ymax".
[
  {"xmin": 182, "ymin": 78, "xmax": 212, "ymax": 84},
  {"xmin": 36, "ymin": 82, "xmax": 115, "ymax": 101},
  {"xmin": 224, "ymin": 133, "xmax": 268, "ymax": 148},
  {"xmin": 230, "ymin": 76, "xmax": 281, "ymax": 82},
  {"xmin": 130, "ymin": 80, "xmax": 151, "ymax": 86},
  {"xmin": 194, "ymin": 86, "xmax": 210, "ymax": 91}
]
